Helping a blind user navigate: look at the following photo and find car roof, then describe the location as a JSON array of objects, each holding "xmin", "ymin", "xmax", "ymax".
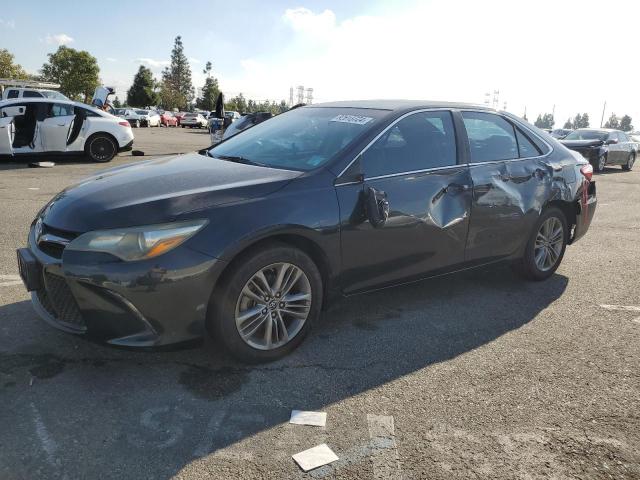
[
  {"xmin": 0, "ymin": 97, "xmax": 80, "ymax": 107},
  {"xmin": 308, "ymin": 99, "xmax": 493, "ymax": 111}
]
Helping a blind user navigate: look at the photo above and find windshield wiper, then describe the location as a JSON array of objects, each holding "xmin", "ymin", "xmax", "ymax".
[{"xmin": 214, "ymin": 154, "xmax": 267, "ymax": 167}]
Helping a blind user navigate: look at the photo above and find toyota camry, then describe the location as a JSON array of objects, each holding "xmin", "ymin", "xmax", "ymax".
[{"xmin": 17, "ymin": 101, "xmax": 597, "ymax": 362}]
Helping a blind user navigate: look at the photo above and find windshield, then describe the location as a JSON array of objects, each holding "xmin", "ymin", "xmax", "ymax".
[
  {"xmin": 41, "ymin": 90, "xmax": 70, "ymax": 101},
  {"xmin": 208, "ymin": 107, "xmax": 387, "ymax": 171},
  {"xmin": 564, "ymin": 130, "xmax": 608, "ymax": 141},
  {"xmin": 185, "ymin": 113, "xmax": 197, "ymax": 117}
]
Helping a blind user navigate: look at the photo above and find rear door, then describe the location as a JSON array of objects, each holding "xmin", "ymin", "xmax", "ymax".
[
  {"xmin": 40, "ymin": 102, "xmax": 76, "ymax": 152},
  {"xmin": 461, "ymin": 111, "xmax": 548, "ymax": 262},
  {"xmin": 617, "ymin": 132, "xmax": 632, "ymax": 164},
  {"xmin": 336, "ymin": 109, "xmax": 472, "ymax": 293},
  {"xmin": 0, "ymin": 117, "xmax": 15, "ymax": 155}
]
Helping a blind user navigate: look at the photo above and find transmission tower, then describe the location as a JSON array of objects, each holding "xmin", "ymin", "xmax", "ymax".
[
  {"xmin": 305, "ymin": 88, "xmax": 313, "ymax": 105},
  {"xmin": 296, "ymin": 86, "xmax": 304, "ymax": 104}
]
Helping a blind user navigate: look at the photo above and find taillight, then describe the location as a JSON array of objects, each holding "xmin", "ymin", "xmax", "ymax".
[
  {"xmin": 118, "ymin": 121, "xmax": 131, "ymax": 127},
  {"xmin": 580, "ymin": 164, "xmax": 593, "ymax": 182}
]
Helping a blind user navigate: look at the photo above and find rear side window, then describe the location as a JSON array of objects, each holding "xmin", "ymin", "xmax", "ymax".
[
  {"xmin": 515, "ymin": 129, "xmax": 541, "ymax": 157},
  {"xmin": 362, "ymin": 110, "xmax": 457, "ymax": 178},
  {"xmin": 6, "ymin": 90, "xmax": 18, "ymax": 99},
  {"xmin": 23, "ymin": 91, "xmax": 43, "ymax": 98},
  {"xmin": 462, "ymin": 112, "xmax": 518, "ymax": 162}
]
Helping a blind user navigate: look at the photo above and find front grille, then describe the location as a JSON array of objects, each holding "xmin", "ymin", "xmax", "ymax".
[
  {"xmin": 37, "ymin": 224, "xmax": 78, "ymax": 259},
  {"xmin": 36, "ymin": 273, "xmax": 85, "ymax": 330}
]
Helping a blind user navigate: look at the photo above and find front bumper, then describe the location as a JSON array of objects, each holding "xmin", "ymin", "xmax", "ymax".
[{"xmin": 18, "ymin": 224, "xmax": 227, "ymax": 348}]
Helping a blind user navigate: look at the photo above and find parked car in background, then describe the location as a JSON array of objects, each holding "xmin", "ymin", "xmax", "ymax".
[
  {"xmin": 181, "ymin": 112, "xmax": 208, "ymax": 128},
  {"xmin": 160, "ymin": 111, "xmax": 178, "ymax": 127},
  {"xmin": 550, "ymin": 128, "xmax": 572, "ymax": 139},
  {"xmin": 174, "ymin": 112, "xmax": 187, "ymax": 125},
  {"xmin": 0, "ymin": 98, "xmax": 133, "ymax": 162},
  {"xmin": 628, "ymin": 134, "xmax": 640, "ymax": 154},
  {"xmin": 222, "ymin": 111, "xmax": 273, "ymax": 139},
  {"xmin": 1, "ymin": 87, "xmax": 70, "ymax": 101},
  {"xmin": 225, "ymin": 111, "xmax": 241, "ymax": 122},
  {"xmin": 561, "ymin": 128, "xmax": 635, "ymax": 172},
  {"xmin": 16, "ymin": 101, "xmax": 596, "ymax": 362},
  {"xmin": 116, "ymin": 109, "xmax": 145, "ymax": 128},
  {"xmin": 135, "ymin": 109, "xmax": 161, "ymax": 127}
]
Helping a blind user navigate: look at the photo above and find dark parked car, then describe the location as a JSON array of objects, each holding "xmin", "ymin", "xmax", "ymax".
[
  {"xmin": 17, "ymin": 101, "xmax": 597, "ymax": 362},
  {"xmin": 561, "ymin": 128, "xmax": 635, "ymax": 172},
  {"xmin": 222, "ymin": 111, "xmax": 273, "ymax": 139},
  {"xmin": 550, "ymin": 128, "xmax": 572, "ymax": 139}
]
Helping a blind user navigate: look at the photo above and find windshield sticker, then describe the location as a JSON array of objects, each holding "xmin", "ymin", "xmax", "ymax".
[{"xmin": 330, "ymin": 115, "xmax": 373, "ymax": 125}]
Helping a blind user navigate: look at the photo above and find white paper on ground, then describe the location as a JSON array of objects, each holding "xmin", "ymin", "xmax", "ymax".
[
  {"xmin": 289, "ymin": 410, "xmax": 327, "ymax": 427},
  {"xmin": 292, "ymin": 444, "xmax": 339, "ymax": 472}
]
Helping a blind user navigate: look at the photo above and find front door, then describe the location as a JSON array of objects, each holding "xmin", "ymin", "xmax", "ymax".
[
  {"xmin": 336, "ymin": 110, "xmax": 472, "ymax": 293},
  {"xmin": 460, "ymin": 110, "xmax": 548, "ymax": 262},
  {"xmin": 40, "ymin": 102, "xmax": 76, "ymax": 152},
  {"xmin": 0, "ymin": 117, "xmax": 15, "ymax": 155}
]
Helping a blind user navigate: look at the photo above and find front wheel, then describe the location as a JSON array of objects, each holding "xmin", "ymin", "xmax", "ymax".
[
  {"xmin": 513, "ymin": 207, "xmax": 567, "ymax": 281},
  {"xmin": 85, "ymin": 134, "xmax": 117, "ymax": 163},
  {"xmin": 207, "ymin": 243, "xmax": 323, "ymax": 363},
  {"xmin": 622, "ymin": 153, "xmax": 635, "ymax": 171},
  {"xmin": 593, "ymin": 154, "xmax": 606, "ymax": 173}
]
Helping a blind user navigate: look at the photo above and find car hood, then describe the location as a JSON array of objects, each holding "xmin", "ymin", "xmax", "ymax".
[
  {"xmin": 560, "ymin": 139, "xmax": 605, "ymax": 149},
  {"xmin": 41, "ymin": 152, "xmax": 302, "ymax": 232}
]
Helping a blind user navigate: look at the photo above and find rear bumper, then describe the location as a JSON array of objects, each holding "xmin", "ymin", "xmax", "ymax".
[
  {"xmin": 119, "ymin": 140, "xmax": 134, "ymax": 152},
  {"xmin": 570, "ymin": 181, "xmax": 597, "ymax": 244},
  {"xmin": 19, "ymin": 224, "xmax": 227, "ymax": 348}
]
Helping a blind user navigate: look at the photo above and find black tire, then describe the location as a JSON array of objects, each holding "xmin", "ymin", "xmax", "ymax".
[
  {"xmin": 592, "ymin": 154, "xmax": 606, "ymax": 173},
  {"xmin": 85, "ymin": 133, "xmax": 117, "ymax": 163},
  {"xmin": 512, "ymin": 207, "xmax": 568, "ymax": 281},
  {"xmin": 207, "ymin": 243, "xmax": 323, "ymax": 363},
  {"xmin": 622, "ymin": 153, "xmax": 635, "ymax": 171}
]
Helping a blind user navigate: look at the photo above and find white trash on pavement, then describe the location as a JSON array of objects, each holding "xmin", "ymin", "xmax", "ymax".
[
  {"xmin": 292, "ymin": 444, "xmax": 339, "ymax": 472},
  {"xmin": 289, "ymin": 410, "xmax": 327, "ymax": 427}
]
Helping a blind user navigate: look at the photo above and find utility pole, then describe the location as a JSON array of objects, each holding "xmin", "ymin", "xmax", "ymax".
[{"xmin": 600, "ymin": 101, "xmax": 607, "ymax": 127}]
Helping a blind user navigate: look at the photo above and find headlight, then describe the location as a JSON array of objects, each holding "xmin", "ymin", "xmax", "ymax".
[{"xmin": 66, "ymin": 219, "xmax": 207, "ymax": 261}]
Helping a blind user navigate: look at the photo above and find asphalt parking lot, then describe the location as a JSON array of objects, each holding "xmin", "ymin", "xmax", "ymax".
[{"xmin": 0, "ymin": 127, "xmax": 638, "ymax": 479}]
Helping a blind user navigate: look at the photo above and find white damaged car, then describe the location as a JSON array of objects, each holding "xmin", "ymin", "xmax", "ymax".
[{"xmin": 0, "ymin": 98, "xmax": 134, "ymax": 162}]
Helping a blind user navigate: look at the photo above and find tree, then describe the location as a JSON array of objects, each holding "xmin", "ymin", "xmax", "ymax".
[
  {"xmin": 160, "ymin": 36, "xmax": 194, "ymax": 110},
  {"xmin": 571, "ymin": 113, "xmax": 589, "ymax": 129},
  {"xmin": 127, "ymin": 66, "xmax": 158, "ymax": 107},
  {"xmin": 225, "ymin": 93, "xmax": 247, "ymax": 113},
  {"xmin": 534, "ymin": 113, "xmax": 554, "ymax": 129},
  {"xmin": 619, "ymin": 115, "xmax": 633, "ymax": 132},
  {"xmin": 603, "ymin": 113, "xmax": 620, "ymax": 129},
  {"xmin": 112, "ymin": 96, "xmax": 122, "ymax": 108},
  {"xmin": 0, "ymin": 49, "xmax": 29, "ymax": 79},
  {"xmin": 563, "ymin": 118, "xmax": 573, "ymax": 129},
  {"xmin": 195, "ymin": 60, "xmax": 220, "ymax": 111},
  {"xmin": 41, "ymin": 46, "xmax": 100, "ymax": 101},
  {"xmin": 278, "ymin": 100, "xmax": 288, "ymax": 114}
]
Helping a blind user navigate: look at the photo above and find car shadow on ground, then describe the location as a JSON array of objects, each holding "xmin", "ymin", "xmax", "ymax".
[
  {"xmin": 0, "ymin": 153, "xmax": 146, "ymax": 170},
  {"xmin": 0, "ymin": 264, "xmax": 568, "ymax": 478}
]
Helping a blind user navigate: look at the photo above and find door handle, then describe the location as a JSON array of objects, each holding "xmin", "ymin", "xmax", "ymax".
[{"xmin": 445, "ymin": 183, "xmax": 470, "ymax": 194}]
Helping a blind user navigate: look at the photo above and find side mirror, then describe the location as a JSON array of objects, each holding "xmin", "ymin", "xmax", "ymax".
[
  {"xmin": 606, "ymin": 138, "xmax": 618, "ymax": 145},
  {"xmin": 365, "ymin": 187, "xmax": 389, "ymax": 228}
]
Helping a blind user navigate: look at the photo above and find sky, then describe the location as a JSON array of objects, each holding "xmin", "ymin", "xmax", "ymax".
[{"xmin": 1, "ymin": 0, "xmax": 639, "ymax": 127}]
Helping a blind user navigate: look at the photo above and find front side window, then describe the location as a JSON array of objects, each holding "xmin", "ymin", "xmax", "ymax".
[
  {"xmin": 462, "ymin": 112, "xmax": 518, "ymax": 162},
  {"xmin": 48, "ymin": 103, "xmax": 74, "ymax": 117},
  {"xmin": 361, "ymin": 111, "xmax": 457, "ymax": 178},
  {"xmin": 209, "ymin": 107, "xmax": 387, "ymax": 171}
]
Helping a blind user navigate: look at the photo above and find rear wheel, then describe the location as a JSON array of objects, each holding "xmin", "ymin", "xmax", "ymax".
[
  {"xmin": 513, "ymin": 207, "xmax": 567, "ymax": 281},
  {"xmin": 207, "ymin": 244, "xmax": 322, "ymax": 363},
  {"xmin": 85, "ymin": 134, "xmax": 117, "ymax": 163},
  {"xmin": 622, "ymin": 153, "xmax": 635, "ymax": 171}
]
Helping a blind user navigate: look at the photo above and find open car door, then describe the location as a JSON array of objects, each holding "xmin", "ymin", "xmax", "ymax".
[
  {"xmin": 0, "ymin": 117, "xmax": 15, "ymax": 155},
  {"xmin": 41, "ymin": 112, "xmax": 76, "ymax": 153}
]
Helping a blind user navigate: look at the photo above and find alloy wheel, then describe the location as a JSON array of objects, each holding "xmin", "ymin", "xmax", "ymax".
[
  {"xmin": 598, "ymin": 155, "xmax": 606, "ymax": 171},
  {"xmin": 534, "ymin": 217, "xmax": 564, "ymax": 272},
  {"xmin": 89, "ymin": 137, "xmax": 115, "ymax": 162},
  {"xmin": 235, "ymin": 263, "xmax": 312, "ymax": 350},
  {"xmin": 628, "ymin": 154, "xmax": 635, "ymax": 169}
]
